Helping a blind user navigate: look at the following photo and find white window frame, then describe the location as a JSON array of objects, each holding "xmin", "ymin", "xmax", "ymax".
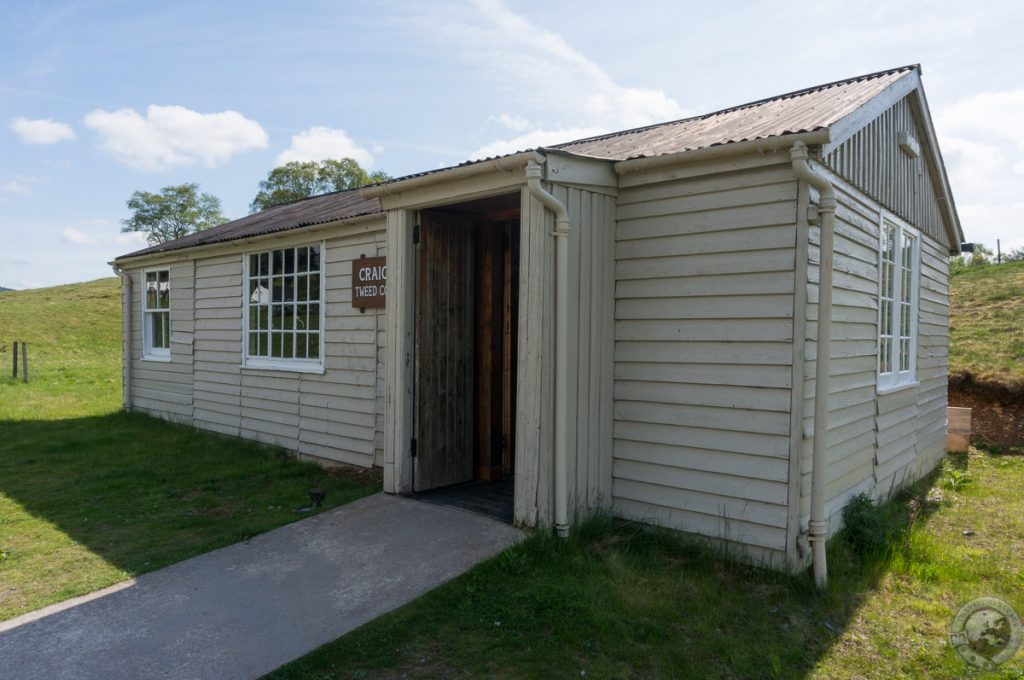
[
  {"xmin": 142, "ymin": 268, "xmax": 171, "ymax": 361},
  {"xmin": 241, "ymin": 242, "xmax": 326, "ymax": 373},
  {"xmin": 877, "ymin": 213, "xmax": 920, "ymax": 392}
]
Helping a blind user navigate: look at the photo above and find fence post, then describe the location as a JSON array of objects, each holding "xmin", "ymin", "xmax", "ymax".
[
  {"xmin": 21, "ymin": 342, "xmax": 28, "ymax": 382},
  {"xmin": 12, "ymin": 341, "xmax": 17, "ymax": 379}
]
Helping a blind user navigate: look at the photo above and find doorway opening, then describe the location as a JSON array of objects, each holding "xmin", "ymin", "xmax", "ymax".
[{"xmin": 412, "ymin": 192, "xmax": 520, "ymax": 523}]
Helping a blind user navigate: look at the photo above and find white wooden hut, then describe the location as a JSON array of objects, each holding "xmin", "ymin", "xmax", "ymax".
[{"xmin": 112, "ymin": 65, "xmax": 962, "ymax": 577}]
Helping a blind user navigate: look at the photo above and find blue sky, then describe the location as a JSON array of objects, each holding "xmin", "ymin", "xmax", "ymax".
[{"xmin": 2, "ymin": 0, "xmax": 1022, "ymax": 289}]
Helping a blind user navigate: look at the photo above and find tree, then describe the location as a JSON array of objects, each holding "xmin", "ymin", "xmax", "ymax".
[
  {"xmin": 122, "ymin": 183, "xmax": 227, "ymax": 245},
  {"xmin": 250, "ymin": 159, "xmax": 391, "ymax": 213}
]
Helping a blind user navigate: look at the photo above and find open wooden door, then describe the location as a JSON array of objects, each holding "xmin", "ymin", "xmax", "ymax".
[
  {"xmin": 474, "ymin": 220, "xmax": 519, "ymax": 481},
  {"xmin": 415, "ymin": 211, "xmax": 475, "ymax": 491}
]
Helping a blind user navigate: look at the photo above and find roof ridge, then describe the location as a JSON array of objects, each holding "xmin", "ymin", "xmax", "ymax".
[{"xmin": 551, "ymin": 64, "xmax": 919, "ymax": 149}]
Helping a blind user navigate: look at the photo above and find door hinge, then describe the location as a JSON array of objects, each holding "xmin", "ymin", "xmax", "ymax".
[
  {"xmin": 413, "ymin": 224, "xmax": 420, "ymax": 245},
  {"xmin": 410, "ymin": 437, "xmax": 417, "ymax": 458}
]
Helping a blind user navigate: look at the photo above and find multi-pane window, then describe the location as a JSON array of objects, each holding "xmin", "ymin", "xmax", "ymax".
[
  {"xmin": 143, "ymin": 269, "xmax": 170, "ymax": 360},
  {"xmin": 244, "ymin": 245, "xmax": 322, "ymax": 368},
  {"xmin": 878, "ymin": 218, "xmax": 918, "ymax": 389}
]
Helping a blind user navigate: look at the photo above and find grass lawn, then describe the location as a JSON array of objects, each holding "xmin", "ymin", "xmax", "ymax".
[
  {"xmin": 0, "ymin": 279, "xmax": 378, "ymax": 621},
  {"xmin": 269, "ymin": 450, "xmax": 1024, "ymax": 679},
  {"xmin": 949, "ymin": 260, "xmax": 1024, "ymax": 386}
]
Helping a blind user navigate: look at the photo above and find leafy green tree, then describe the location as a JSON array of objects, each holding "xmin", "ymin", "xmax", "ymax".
[
  {"xmin": 250, "ymin": 159, "xmax": 391, "ymax": 213},
  {"xmin": 122, "ymin": 183, "xmax": 227, "ymax": 245},
  {"xmin": 968, "ymin": 243, "xmax": 994, "ymax": 266}
]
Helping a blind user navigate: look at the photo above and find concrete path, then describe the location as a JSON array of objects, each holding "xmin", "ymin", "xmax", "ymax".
[{"xmin": 0, "ymin": 493, "xmax": 523, "ymax": 679}]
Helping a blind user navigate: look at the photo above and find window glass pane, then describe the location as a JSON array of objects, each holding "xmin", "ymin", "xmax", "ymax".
[
  {"xmin": 146, "ymin": 271, "xmax": 157, "ymax": 285},
  {"xmin": 146, "ymin": 281, "xmax": 158, "ymax": 309},
  {"xmin": 151, "ymin": 312, "xmax": 170, "ymax": 349},
  {"xmin": 157, "ymin": 280, "xmax": 170, "ymax": 309},
  {"xmin": 159, "ymin": 270, "xmax": 169, "ymax": 284},
  {"xmin": 244, "ymin": 246, "xmax": 323, "ymax": 365}
]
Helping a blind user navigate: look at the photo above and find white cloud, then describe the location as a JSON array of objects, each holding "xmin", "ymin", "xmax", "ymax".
[
  {"xmin": 116, "ymin": 231, "xmax": 150, "ymax": 247},
  {"xmin": 83, "ymin": 105, "xmax": 268, "ymax": 171},
  {"xmin": 937, "ymin": 90, "xmax": 1024, "ymax": 151},
  {"xmin": 276, "ymin": 126, "xmax": 375, "ymax": 167},
  {"xmin": 0, "ymin": 178, "xmax": 33, "ymax": 195},
  {"xmin": 469, "ymin": 126, "xmax": 607, "ymax": 161},
  {"xmin": 491, "ymin": 113, "xmax": 531, "ymax": 131},
  {"xmin": 936, "ymin": 89, "xmax": 1024, "ymax": 247},
  {"xmin": 59, "ymin": 227, "xmax": 97, "ymax": 246},
  {"xmin": 10, "ymin": 117, "xmax": 75, "ymax": 144},
  {"xmin": 454, "ymin": 0, "xmax": 688, "ymax": 159}
]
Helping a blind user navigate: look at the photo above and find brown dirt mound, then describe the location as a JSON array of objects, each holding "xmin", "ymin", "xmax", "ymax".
[{"xmin": 949, "ymin": 373, "xmax": 1024, "ymax": 453}]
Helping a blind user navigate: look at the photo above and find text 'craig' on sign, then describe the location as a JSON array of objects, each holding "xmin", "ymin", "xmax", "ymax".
[{"xmin": 352, "ymin": 256, "xmax": 386, "ymax": 308}]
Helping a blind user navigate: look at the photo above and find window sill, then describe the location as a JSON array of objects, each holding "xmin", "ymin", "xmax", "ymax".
[
  {"xmin": 141, "ymin": 355, "xmax": 171, "ymax": 363},
  {"xmin": 240, "ymin": 362, "xmax": 325, "ymax": 375},
  {"xmin": 876, "ymin": 380, "xmax": 920, "ymax": 396}
]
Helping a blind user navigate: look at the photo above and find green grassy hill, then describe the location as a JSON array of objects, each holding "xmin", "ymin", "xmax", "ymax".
[
  {"xmin": 0, "ymin": 277, "xmax": 122, "ymax": 418},
  {"xmin": 0, "ymin": 277, "xmax": 377, "ymax": 622},
  {"xmin": 948, "ymin": 261, "xmax": 1024, "ymax": 388}
]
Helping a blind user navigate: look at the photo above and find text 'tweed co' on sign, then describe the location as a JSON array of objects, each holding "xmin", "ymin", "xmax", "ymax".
[{"xmin": 352, "ymin": 255, "xmax": 386, "ymax": 311}]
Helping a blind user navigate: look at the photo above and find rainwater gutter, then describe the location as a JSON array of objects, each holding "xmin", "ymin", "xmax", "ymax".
[
  {"xmin": 790, "ymin": 141, "xmax": 836, "ymax": 589},
  {"xmin": 524, "ymin": 159, "xmax": 571, "ymax": 539},
  {"xmin": 361, "ymin": 151, "xmax": 547, "ymax": 200},
  {"xmin": 111, "ymin": 265, "xmax": 133, "ymax": 410},
  {"xmin": 613, "ymin": 130, "xmax": 831, "ymax": 176}
]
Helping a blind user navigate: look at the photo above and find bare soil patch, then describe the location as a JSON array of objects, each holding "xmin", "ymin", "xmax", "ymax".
[{"xmin": 949, "ymin": 373, "xmax": 1024, "ymax": 453}]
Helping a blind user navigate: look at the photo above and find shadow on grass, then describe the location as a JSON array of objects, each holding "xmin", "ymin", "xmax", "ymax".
[
  {"xmin": 269, "ymin": 471, "xmax": 949, "ymax": 680},
  {"xmin": 0, "ymin": 410, "xmax": 378, "ymax": 618}
]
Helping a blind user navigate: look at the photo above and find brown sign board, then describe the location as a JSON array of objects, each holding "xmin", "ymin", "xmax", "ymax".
[{"xmin": 352, "ymin": 256, "xmax": 386, "ymax": 309}]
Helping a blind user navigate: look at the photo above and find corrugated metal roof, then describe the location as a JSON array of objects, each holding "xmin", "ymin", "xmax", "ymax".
[
  {"xmin": 553, "ymin": 65, "xmax": 915, "ymax": 160},
  {"xmin": 116, "ymin": 189, "xmax": 381, "ymax": 260},
  {"xmin": 116, "ymin": 65, "xmax": 916, "ymax": 261}
]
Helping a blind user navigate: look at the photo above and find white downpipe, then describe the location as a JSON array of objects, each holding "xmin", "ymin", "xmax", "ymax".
[
  {"xmin": 112, "ymin": 265, "xmax": 133, "ymax": 409},
  {"xmin": 790, "ymin": 142, "xmax": 836, "ymax": 589},
  {"xmin": 525, "ymin": 160, "xmax": 571, "ymax": 539}
]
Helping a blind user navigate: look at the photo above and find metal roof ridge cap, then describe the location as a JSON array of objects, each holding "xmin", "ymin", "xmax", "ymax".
[
  {"xmin": 612, "ymin": 130, "xmax": 832, "ymax": 175},
  {"xmin": 360, "ymin": 150, "xmax": 547, "ymax": 199}
]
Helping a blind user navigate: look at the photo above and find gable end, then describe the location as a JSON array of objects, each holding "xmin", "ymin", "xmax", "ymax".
[{"xmin": 822, "ymin": 91, "xmax": 960, "ymax": 250}]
